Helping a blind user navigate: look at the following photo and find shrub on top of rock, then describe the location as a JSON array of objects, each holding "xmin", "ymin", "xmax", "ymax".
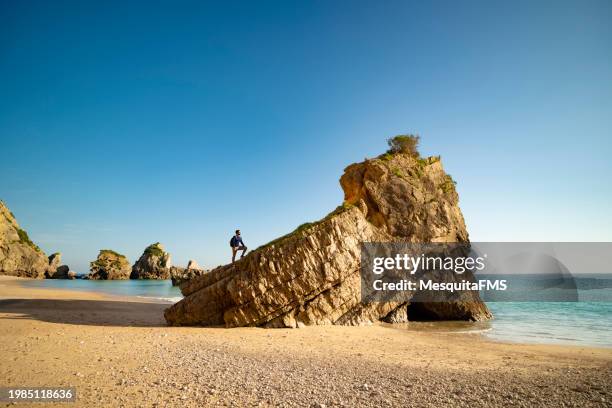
[{"xmin": 386, "ymin": 134, "xmax": 420, "ymax": 157}]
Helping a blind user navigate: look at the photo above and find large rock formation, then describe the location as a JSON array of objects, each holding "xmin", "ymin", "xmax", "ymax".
[
  {"xmin": 0, "ymin": 201, "xmax": 49, "ymax": 278},
  {"xmin": 88, "ymin": 250, "xmax": 131, "ymax": 280},
  {"xmin": 130, "ymin": 242, "xmax": 172, "ymax": 279},
  {"xmin": 165, "ymin": 146, "xmax": 491, "ymax": 327}
]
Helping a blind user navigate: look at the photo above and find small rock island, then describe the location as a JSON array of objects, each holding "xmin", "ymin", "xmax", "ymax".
[
  {"xmin": 87, "ymin": 250, "xmax": 131, "ymax": 280},
  {"xmin": 130, "ymin": 242, "xmax": 172, "ymax": 280}
]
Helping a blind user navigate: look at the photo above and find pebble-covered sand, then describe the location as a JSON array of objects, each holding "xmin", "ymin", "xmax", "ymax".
[{"xmin": 1, "ymin": 277, "xmax": 611, "ymax": 407}]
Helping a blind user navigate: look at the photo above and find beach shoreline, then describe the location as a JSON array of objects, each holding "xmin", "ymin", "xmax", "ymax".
[{"xmin": 1, "ymin": 276, "xmax": 611, "ymax": 407}]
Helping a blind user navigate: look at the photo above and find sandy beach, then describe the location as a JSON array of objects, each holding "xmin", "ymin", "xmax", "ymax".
[{"xmin": 0, "ymin": 276, "xmax": 610, "ymax": 408}]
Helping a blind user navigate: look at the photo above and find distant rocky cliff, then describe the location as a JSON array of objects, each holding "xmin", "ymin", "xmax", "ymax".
[
  {"xmin": 165, "ymin": 141, "xmax": 491, "ymax": 327},
  {"xmin": 170, "ymin": 263, "xmax": 207, "ymax": 286},
  {"xmin": 88, "ymin": 250, "xmax": 131, "ymax": 280},
  {"xmin": 0, "ymin": 201, "xmax": 49, "ymax": 278},
  {"xmin": 130, "ymin": 243, "xmax": 172, "ymax": 280}
]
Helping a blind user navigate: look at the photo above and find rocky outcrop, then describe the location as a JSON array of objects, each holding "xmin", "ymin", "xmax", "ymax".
[
  {"xmin": 0, "ymin": 201, "xmax": 49, "ymax": 278},
  {"xmin": 46, "ymin": 253, "xmax": 61, "ymax": 277},
  {"xmin": 52, "ymin": 265, "xmax": 71, "ymax": 279},
  {"xmin": 88, "ymin": 250, "xmax": 131, "ymax": 280},
  {"xmin": 170, "ymin": 266, "xmax": 208, "ymax": 286},
  {"xmin": 187, "ymin": 260, "xmax": 201, "ymax": 270},
  {"xmin": 130, "ymin": 243, "xmax": 172, "ymax": 280},
  {"xmin": 165, "ymin": 144, "xmax": 491, "ymax": 328},
  {"xmin": 44, "ymin": 253, "xmax": 71, "ymax": 279}
]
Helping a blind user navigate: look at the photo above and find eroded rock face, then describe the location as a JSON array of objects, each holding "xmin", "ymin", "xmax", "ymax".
[
  {"xmin": 46, "ymin": 253, "xmax": 61, "ymax": 277},
  {"xmin": 339, "ymin": 154, "xmax": 468, "ymax": 242},
  {"xmin": 88, "ymin": 250, "xmax": 131, "ymax": 280},
  {"xmin": 187, "ymin": 260, "xmax": 201, "ymax": 270},
  {"xmin": 0, "ymin": 201, "xmax": 49, "ymax": 278},
  {"xmin": 45, "ymin": 253, "xmax": 71, "ymax": 279},
  {"xmin": 130, "ymin": 243, "xmax": 171, "ymax": 280},
  {"xmin": 51, "ymin": 265, "xmax": 71, "ymax": 279},
  {"xmin": 165, "ymin": 151, "xmax": 491, "ymax": 327},
  {"xmin": 170, "ymin": 266, "xmax": 208, "ymax": 286}
]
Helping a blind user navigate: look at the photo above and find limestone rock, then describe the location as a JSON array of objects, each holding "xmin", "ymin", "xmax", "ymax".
[
  {"xmin": 170, "ymin": 266, "xmax": 208, "ymax": 286},
  {"xmin": 51, "ymin": 265, "xmax": 71, "ymax": 279},
  {"xmin": 187, "ymin": 260, "xmax": 201, "ymax": 270},
  {"xmin": 45, "ymin": 253, "xmax": 72, "ymax": 279},
  {"xmin": 67, "ymin": 270, "xmax": 78, "ymax": 279},
  {"xmin": 0, "ymin": 201, "xmax": 48, "ymax": 278},
  {"xmin": 46, "ymin": 253, "xmax": 62, "ymax": 277},
  {"xmin": 130, "ymin": 242, "xmax": 172, "ymax": 280},
  {"xmin": 88, "ymin": 250, "xmax": 131, "ymax": 280},
  {"xmin": 165, "ymin": 148, "xmax": 492, "ymax": 327}
]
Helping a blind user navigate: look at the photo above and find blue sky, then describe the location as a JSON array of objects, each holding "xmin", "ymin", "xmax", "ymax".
[{"xmin": 1, "ymin": 0, "xmax": 611, "ymax": 272}]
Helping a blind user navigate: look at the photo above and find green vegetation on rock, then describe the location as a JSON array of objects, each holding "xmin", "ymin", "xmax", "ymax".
[
  {"xmin": 441, "ymin": 174, "xmax": 457, "ymax": 194},
  {"xmin": 99, "ymin": 249, "xmax": 125, "ymax": 258},
  {"xmin": 144, "ymin": 242, "xmax": 165, "ymax": 257},
  {"xmin": 90, "ymin": 250, "xmax": 128, "ymax": 270},
  {"xmin": 386, "ymin": 134, "xmax": 420, "ymax": 157},
  {"xmin": 16, "ymin": 228, "xmax": 41, "ymax": 252},
  {"xmin": 257, "ymin": 202, "xmax": 354, "ymax": 251}
]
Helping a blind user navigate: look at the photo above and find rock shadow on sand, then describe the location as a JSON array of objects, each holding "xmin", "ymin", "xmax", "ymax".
[{"xmin": 0, "ymin": 298, "xmax": 168, "ymax": 327}]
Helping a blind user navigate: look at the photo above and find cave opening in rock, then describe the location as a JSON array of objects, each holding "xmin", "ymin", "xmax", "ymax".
[{"xmin": 406, "ymin": 302, "xmax": 444, "ymax": 321}]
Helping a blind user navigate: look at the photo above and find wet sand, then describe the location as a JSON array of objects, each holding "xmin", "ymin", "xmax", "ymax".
[{"xmin": 0, "ymin": 276, "xmax": 610, "ymax": 407}]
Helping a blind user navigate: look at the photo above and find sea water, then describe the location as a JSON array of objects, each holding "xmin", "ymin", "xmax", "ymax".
[
  {"xmin": 18, "ymin": 276, "xmax": 612, "ymax": 348},
  {"xmin": 20, "ymin": 278, "xmax": 183, "ymax": 303},
  {"xmin": 486, "ymin": 302, "xmax": 612, "ymax": 347}
]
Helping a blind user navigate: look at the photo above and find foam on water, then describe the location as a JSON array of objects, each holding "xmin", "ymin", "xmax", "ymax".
[{"xmin": 136, "ymin": 295, "xmax": 183, "ymax": 304}]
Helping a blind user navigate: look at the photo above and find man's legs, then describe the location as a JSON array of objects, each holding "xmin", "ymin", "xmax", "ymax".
[
  {"xmin": 239, "ymin": 245, "xmax": 248, "ymax": 258},
  {"xmin": 231, "ymin": 246, "xmax": 248, "ymax": 263}
]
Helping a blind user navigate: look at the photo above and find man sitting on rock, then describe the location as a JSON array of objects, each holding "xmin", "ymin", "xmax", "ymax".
[{"xmin": 230, "ymin": 229, "xmax": 247, "ymax": 263}]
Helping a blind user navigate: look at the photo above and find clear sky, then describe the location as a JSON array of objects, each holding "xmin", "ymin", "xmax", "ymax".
[{"xmin": 1, "ymin": 0, "xmax": 611, "ymax": 273}]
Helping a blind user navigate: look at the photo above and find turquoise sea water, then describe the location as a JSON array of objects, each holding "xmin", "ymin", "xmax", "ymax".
[
  {"xmin": 486, "ymin": 302, "xmax": 612, "ymax": 347},
  {"xmin": 16, "ymin": 278, "xmax": 612, "ymax": 348},
  {"xmin": 20, "ymin": 278, "xmax": 182, "ymax": 303}
]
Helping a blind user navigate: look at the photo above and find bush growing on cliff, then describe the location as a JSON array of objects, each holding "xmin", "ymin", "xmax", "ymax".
[
  {"xmin": 144, "ymin": 243, "xmax": 164, "ymax": 257},
  {"xmin": 441, "ymin": 174, "xmax": 457, "ymax": 194},
  {"xmin": 16, "ymin": 228, "xmax": 41, "ymax": 252},
  {"xmin": 97, "ymin": 249, "xmax": 127, "ymax": 260},
  {"xmin": 256, "ymin": 202, "xmax": 355, "ymax": 251},
  {"xmin": 387, "ymin": 135, "xmax": 420, "ymax": 157}
]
